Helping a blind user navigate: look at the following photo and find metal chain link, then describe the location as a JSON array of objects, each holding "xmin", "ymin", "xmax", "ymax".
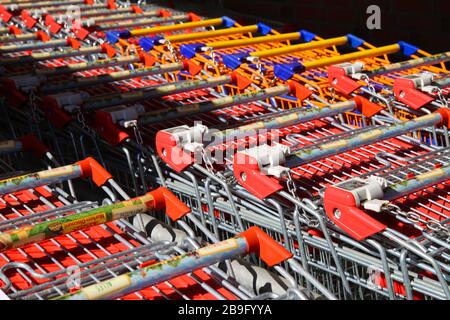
[
  {"xmin": 329, "ymin": 86, "xmax": 336, "ymax": 103},
  {"xmin": 200, "ymin": 146, "xmax": 235, "ymax": 183},
  {"xmin": 286, "ymin": 171, "xmax": 298, "ymax": 199},
  {"xmin": 253, "ymin": 57, "xmax": 266, "ymax": 83},
  {"xmin": 76, "ymin": 109, "xmax": 97, "ymax": 137},
  {"xmin": 164, "ymin": 40, "xmax": 179, "ymax": 62},
  {"xmin": 76, "ymin": 109, "xmax": 87, "ymax": 130},
  {"xmin": 130, "ymin": 121, "xmax": 152, "ymax": 174},
  {"xmin": 131, "ymin": 121, "xmax": 144, "ymax": 146},
  {"xmin": 130, "ymin": 44, "xmax": 138, "ymax": 56},
  {"xmin": 433, "ymin": 87, "xmax": 449, "ymax": 108},
  {"xmin": 201, "ymin": 146, "xmax": 215, "ymax": 173},
  {"xmin": 267, "ymin": 76, "xmax": 277, "ymax": 88},
  {"xmin": 286, "ymin": 171, "xmax": 319, "ymax": 227},
  {"xmin": 28, "ymin": 89, "xmax": 42, "ymax": 124},
  {"xmin": 387, "ymin": 204, "xmax": 450, "ymax": 239},
  {"xmin": 207, "ymin": 48, "xmax": 217, "ymax": 68},
  {"xmin": 361, "ymin": 74, "xmax": 376, "ymax": 95}
]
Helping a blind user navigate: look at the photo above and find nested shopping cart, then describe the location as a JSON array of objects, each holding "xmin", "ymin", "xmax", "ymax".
[
  {"xmin": 0, "ymin": 2, "xmax": 145, "ymax": 79},
  {"xmin": 0, "ymin": 6, "xmax": 188, "ymax": 173},
  {"xmin": 0, "ymin": 11, "xmax": 403, "ymax": 187},
  {"xmin": 151, "ymin": 86, "xmax": 450, "ymax": 299},
  {"xmin": 326, "ymin": 52, "xmax": 449, "ymax": 143},
  {"xmin": 0, "ymin": 0, "xmax": 118, "ymax": 38},
  {"xmin": 2, "ymin": 0, "xmax": 450, "ymax": 301},
  {"xmin": 109, "ymin": 16, "xmax": 283, "ymax": 66},
  {"xmin": 101, "ymin": 21, "xmax": 450, "ymax": 150},
  {"xmin": 27, "ymin": 48, "xmax": 444, "ymax": 196},
  {"xmin": 0, "ymin": 17, "xmax": 281, "ymax": 193},
  {"xmin": 0, "ymin": 1, "xmax": 178, "ymax": 56},
  {"xmin": 168, "ymin": 28, "xmax": 447, "ymax": 132},
  {"xmin": 0, "ymin": 49, "xmax": 225, "ymax": 195},
  {"xmin": 0, "ymin": 138, "xmax": 324, "ymax": 300}
]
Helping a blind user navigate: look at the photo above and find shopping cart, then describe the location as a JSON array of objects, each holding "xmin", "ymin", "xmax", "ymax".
[
  {"xmin": 2, "ymin": 0, "xmax": 450, "ymax": 301},
  {"xmin": 112, "ymin": 18, "xmax": 279, "ymax": 64},
  {"xmin": 0, "ymin": 17, "xmax": 272, "ymax": 193},
  {"xmin": 327, "ymin": 52, "xmax": 449, "ymax": 140},
  {"xmin": 46, "ymin": 226, "xmax": 304, "ymax": 300},
  {"xmin": 36, "ymin": 52, "xmax": 437, "ymax": 197},
  {"xmin": 0, "ymin": 138, "xmax": 320, "ymax": 300},
  {"xmin": 70, "ymin": 9, "xmax": 200, "ymax": 42},
  {"xmin": 0, "ymin": 13, "xmax": 352, "ymax": 172},
  {"xmin": 0, "ymin": 1, "xmax": 179, "ymax": 59},
  {"xmin": 150, "ymin": 85, "xmax": 450, "ymax": 298},
  {"xmin": 0, "ymin": 0, "xmax": 116, "ymax": 36}
]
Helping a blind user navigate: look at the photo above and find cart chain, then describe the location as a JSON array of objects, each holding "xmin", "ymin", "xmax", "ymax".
[
  {"xmin": 76, "ymin": 110, "xmax": 97, "ymax": 137},
  {"xmin": 267, "ymin": 76, "xmax": 277, "ymax": 88},
  {"xmin": 38, "ymin": 16, "xmax": 45, "ymax": 30},
  {"xmin": 286, "ymin": 171, "xmax": 319, "ymax": 227},
  {"xmin": 164, "ymin": 40, "xmax": 179, "ymax": 62},
  {"xmin": 200, "ymin": 146, "xmax": 233, "ymax": 183},
  {"xmin": 362, "ymin": 74, "xmax": 376, "ymax": 95},
  {"xmin": 329, "ymin": 86, "xmax": 336, "ymax": 103},
  {"xmin": 61, "ymin": 19, "xmax": 67, "ymax": 31},
  {"xmin": 129, "ymin": 44, "xmax": 138, "ymax": 56},
  {"xmin": 28, "ymin": 89, "xmax": 43, "ymax": 124},
  {"xmin": 207, "ymin": 48, "xmax": 217, "ymax": 67},
  {"xmin": 131, "ymin": 121, "xmax": 144, "ymax": 146},
  {"xmin": 387, "ymin": 204, "xmax": 450, "ymax": 240},
  {"xmin": 433, "ymin": 87, "xmax": 449, "ymax": 108},
  {"xmin": 254, "ymin": 57, "xmax": 267, "ymax": 83}
]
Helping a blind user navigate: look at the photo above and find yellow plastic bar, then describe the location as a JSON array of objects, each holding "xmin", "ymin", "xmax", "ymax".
[
  {"xmin": 166, "ymin": 25, "xmax": 258, "ymax": 43},
  {"xmin": 129, "ymin": 17, "xmax": 225, "ymax": 37},
  {"xmin": 209, "ymin": 31, "xmax": 302, "ymax": 50},
  {"xmin": 250, "ymin": 36, "xmax": 349, "ymax": 59},
  {"xmin": 303, "ymin": 44, "xmax": 400, "ymax": 70}
]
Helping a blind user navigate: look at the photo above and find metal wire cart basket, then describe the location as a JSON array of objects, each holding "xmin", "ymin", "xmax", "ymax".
[{"xmin": 0, "ymin": 0, "xmax": 448, "ymax": 300}]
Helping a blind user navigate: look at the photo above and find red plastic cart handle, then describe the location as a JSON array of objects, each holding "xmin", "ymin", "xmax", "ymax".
[
  {"xmin": 101, "ymin": 43, "xmax": 117, "ymax": 57},
  {"xmin": 230, "ymin": 71, "xmax": 253, "ymax": 90},
  {"xmin": 147, "ymin": 187, "xmax": 191, "ymax": 221},
  {"xmin": 39, "ymin": 97, "xmax": 73, "ymax": 129},
  {"xmin": 131, "ymin": 5, "xmax": 144, "ymax": 14},
  {"xmin": 327, "ymin": 65, "xmax": 362, "ymax": 95},
  {"xmin": 233, "ymin": 153, "xmax": 284, "ymax": 200},
  {"xmin": 182, "ymin": 59, "xmax": 202, "ymax": 76},
  {"xmin": 0, "ymin": 5, "xmax": 13, "ymax": 23},
  {"xmin": 76, "ymin": 157, "xmax": 113, "ymax": 187},
  {"xmin": 240, "ymin": 226, "xmax": 293, "ymax": 266},
  {"xmin": 107, "ymin": 0, "xmax": 117, "ymax": 10},
  {"xmin": 158, "ymin": 9, "xmax": 172, "ymax": 18},
  {"xmin": 8, "ymin": 25, "xmax": 22, "ymax": 35},
  {"xmin": 35, "ymin": 31, "xmax": 50, "ymax": 42},
  {"xmin": 287, "ymin": 80, "xmax": 313, "ymax": 102},
  {"xmin": 94, "ymin": 111, "xmax": 130, "ymax": 146},
  {"xmin": 436, "ymin": 108, "xmax": 450, "ymax": 129},
  {"xmin": 393, "ymin": 77, "xmax": 435, "ymax": 110},
  {"xmin": 155, "ymin": 129, "xmax": 196, "ymax": 173},
  {"xmin": 353, "ymin": 95, "xmax": 384, "ymax": 117},
  {"xmin": 20, "ymin": 10, "xmax": 37, "ymax": 28},
  {"xmin": 323, "ymin": 185, "xmax": 387, "ymax": 240},
  {"xmin": 44, "ymin": 14, "xmax": 62, "ymax": 34}
]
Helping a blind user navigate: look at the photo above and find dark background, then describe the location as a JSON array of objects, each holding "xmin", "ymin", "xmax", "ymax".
[{"xmin": 157, "ymin": 0, "xmax": 450, "ymax": 54}]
